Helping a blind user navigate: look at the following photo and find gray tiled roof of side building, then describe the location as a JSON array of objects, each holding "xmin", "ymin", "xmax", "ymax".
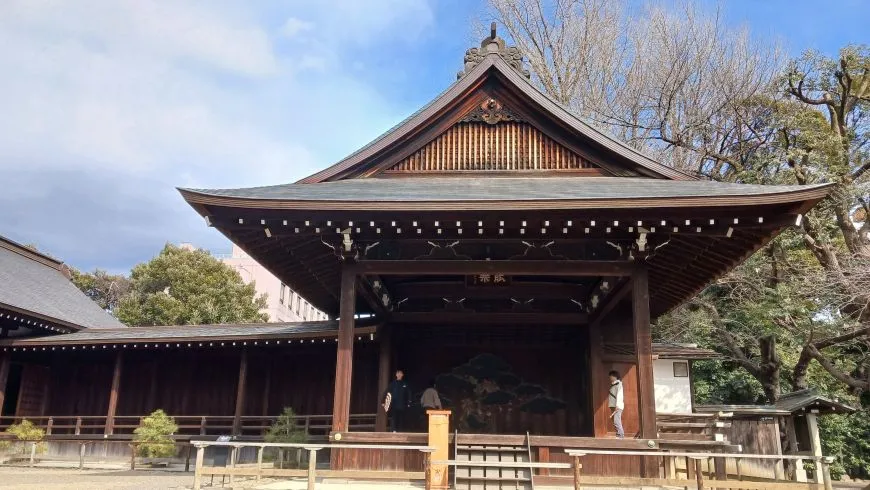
[
  {"xmin": 6, "ymin": 321, "xmax": 376, "ymax": 344},
  {"xmin": 184, "ymin": 176, "xmax": 830, "ymax": 202},
  {"xmin": 0, "ymin": 238, "xmax": 126, "ymax": 329}
]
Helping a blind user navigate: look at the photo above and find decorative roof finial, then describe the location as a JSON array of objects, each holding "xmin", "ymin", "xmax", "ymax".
[{"xmin": 457, "ymin": 22, "xmax": 531, "ymax": 80}]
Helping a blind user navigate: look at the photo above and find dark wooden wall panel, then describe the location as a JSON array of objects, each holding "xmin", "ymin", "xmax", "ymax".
[{"xmin": 395, "ymin": 325, "xmax": 590, "ymax": 436}]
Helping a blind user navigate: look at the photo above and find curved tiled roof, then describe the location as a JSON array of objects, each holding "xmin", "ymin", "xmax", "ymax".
[
  {"xmin": 180, "ymin": 177, "xmax": 831, "ymax": 211},
  {"xmin": 0, "ymin": 236, "xmax": 125, "ymax": 330}
]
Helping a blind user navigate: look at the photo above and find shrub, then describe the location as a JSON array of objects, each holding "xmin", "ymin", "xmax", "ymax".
[
  {"xmin": 265, "ymin": 407, "xmax": 307, "ymax": 444},
  {"xmin": 134, "ymin": 410, "xmax": 178, "ymax": 458},
  {"xmin": 3, "ymin": 420, "xmax": 47, "ymax": 455}
]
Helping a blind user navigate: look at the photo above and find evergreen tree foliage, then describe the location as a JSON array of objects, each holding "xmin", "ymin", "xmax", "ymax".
[
  {"xmin": 116, "ymin": 244, "xmax": 268, "ymax": 326},
  {"xmin": 133, "ymin": 410, "xmax": 179, "ymax": 458}
]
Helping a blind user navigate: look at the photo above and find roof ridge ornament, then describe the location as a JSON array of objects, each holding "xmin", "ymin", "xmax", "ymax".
[{"xmin": 457, "ymin": 22, "xmax": 530, "ymax": 80}]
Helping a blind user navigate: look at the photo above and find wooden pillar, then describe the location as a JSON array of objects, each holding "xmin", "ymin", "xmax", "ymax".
[
  {"xmin": 232, "ymin": 349, "xmax": 248, "ymax": 435},
  {"xmin": 147, "ymin": 361, "xmax": 159, "ymax": 412},
  {"xmin": 806, "ymin": 411, "xmax": 824, "ymax": 482},
  {"xmin": 331, "ymin": 265, "xmax": 356, "ymax": 434},
  {"xmin": 0, "ymin": 353, "xmax": 11, "ymax": 416},
  {"xmin": 375, "ymin": 324, "xmax": 392, "ymax": 432},
  {"xmin": 426, "ymin": 409, "xmax": 451, "ymax": 489},
  {"xmin": 632, "ymin": 266, "xmax": 656, "ymax": 439},
  {"xmin": 588, "ymin": 321, "xmax": 607, "ymax": 437},
  {"xmin": 261, "ymin": 366, "xmax": 271, "ymax": 417},
  {"xmin": 105, "ymin": 351, "xmax": 123, "ymax": 435}
]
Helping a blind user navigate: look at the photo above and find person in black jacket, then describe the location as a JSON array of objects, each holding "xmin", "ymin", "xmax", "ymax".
[{"xmin": 383, "ymin": 369, "xmax": 411, "ymax": 432}]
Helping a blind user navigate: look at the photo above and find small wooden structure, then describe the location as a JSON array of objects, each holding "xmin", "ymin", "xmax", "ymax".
[{"xmin": 0, "ymin": 26, "xmax": 834, "ymax": 483}]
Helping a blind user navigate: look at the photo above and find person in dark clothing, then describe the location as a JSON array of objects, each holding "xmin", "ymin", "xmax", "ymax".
[{"xmin": 383, "ymin": 369, "xmax": 411, "ymax": 432}]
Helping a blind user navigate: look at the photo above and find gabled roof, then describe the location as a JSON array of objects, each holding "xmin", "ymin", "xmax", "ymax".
[
  {"xmin": 298, "ymin": 54, "xmax": 693, "ymax": 183},
  {"xmin": 695, "ymin": 389, "xmax": 856, "ymax": 417},
  {"xmin": 775, "ymin": 389, "xmax": 856, "ymax": 414},
  {"xmin": 0, "ymin": 235, "xmax": 126, "ymax": 330}
]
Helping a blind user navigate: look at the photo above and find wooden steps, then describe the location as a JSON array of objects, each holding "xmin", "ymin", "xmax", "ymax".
[{"xmin": 453, "ymin": 432, "xmax": 535, "ymax": 490}]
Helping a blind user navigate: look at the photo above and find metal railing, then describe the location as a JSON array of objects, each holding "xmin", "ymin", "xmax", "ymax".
[
  {"xmin": 0, "ymin": 413, "xmax": 376, "ymax": 438},
  {"xmin": 190, "ymin": 440, "xmax": 435, "ymax": 490}
]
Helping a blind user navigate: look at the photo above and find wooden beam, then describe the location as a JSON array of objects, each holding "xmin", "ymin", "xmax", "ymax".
[
  {"xmin": 375, "ymin": 324, "xmax": 392, "ymax": 432},
  {"xmin": 590, "ymin": 278, "xmax": 631, "ymax": 327},
  {"xmin": 391, "ymin": 281, "xmax": 587, "ymax": 300},
  {"xmin": 390, "ymin": 311, "xmax": 588, "ymax": 325},
  {"xmin": 357, "ymin": 260, "xmax": 634, "ymax": 276},
  {"xmin": 632, "ymin": 266, "xmax": 656, "ymax": 440},
  {"xmin": 356, "ymin": 276, "xmax": 387, "ymax": 316},
  {"xmin": 105, "ymin": 350, "xmax": 123, "ymax": 436},
  {"xmin": 232, "ymin": 349, "xmax": 248, "ymax": 435},
  {"xmin": 331, "ymin": 265, "xmax": 357, "ymax": 433},
  {"xmin": 0, "ymin": 353, "xmax": 10, "ymax": 416}
]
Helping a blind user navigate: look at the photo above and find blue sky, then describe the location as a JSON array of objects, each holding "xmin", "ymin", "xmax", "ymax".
[{"xmin": 0, "ymin": 0, "xmax": 866, "ymax": 273}]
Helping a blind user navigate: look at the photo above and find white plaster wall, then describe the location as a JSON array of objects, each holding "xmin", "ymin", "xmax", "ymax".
[
  {"xmin": 219, "ymin": 244, "xmax": 326, "ymax": 322},
  {"xmin": 654, "ymin": 358, "xmax": 693, "ymax": 413}
]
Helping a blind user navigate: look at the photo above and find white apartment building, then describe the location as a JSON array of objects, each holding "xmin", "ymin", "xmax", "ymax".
[{"xmin": 181, "ymin": 243, "xmax": 327, "ymax": 322}]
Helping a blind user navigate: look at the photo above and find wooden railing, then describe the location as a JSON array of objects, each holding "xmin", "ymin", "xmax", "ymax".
[
  {"xmin": 0, "ymin": 413, "xmax": 377, "ymax": 438},
  {"xmin": 563, "ymin": 449, "xmax": 839, "ymax": 490},
  {"xmin": 190, "ymin": 441, "xmax": 435, "ymax": 490},
  {"xmin": 658, "ymin": 412, "xmax": 733, "ymax": 442}
]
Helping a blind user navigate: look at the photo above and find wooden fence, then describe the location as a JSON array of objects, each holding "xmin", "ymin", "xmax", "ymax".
[
  {"xmin": 562, "ymin": 449, "xmax": 842, "ymax": 490},
  {"xmin": 190, "ymin": 441, "xmax": 435, "ymax": 490},
  {"xmin": 0, "ymin": 413, "xmax": 376, "ymax": 438}
]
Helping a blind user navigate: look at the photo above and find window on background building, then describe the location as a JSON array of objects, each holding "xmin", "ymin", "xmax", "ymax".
[
  {"xmin": 279, "ymin": 283, "xmax": 286, "ymax": 304},
  {"xmin": 295, "ymin": 296, "xmax": 301, "ymax": 315}
]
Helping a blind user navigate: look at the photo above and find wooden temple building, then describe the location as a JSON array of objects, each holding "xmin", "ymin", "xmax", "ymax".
[{"xmin": 0, "ymin": 27, "xmax": 835, "ymax": 482}]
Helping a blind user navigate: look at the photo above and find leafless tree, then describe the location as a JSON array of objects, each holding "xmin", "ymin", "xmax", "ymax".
[{"xmin": 488, "ymin": 0, "xmax": 782, "ymax": 173}]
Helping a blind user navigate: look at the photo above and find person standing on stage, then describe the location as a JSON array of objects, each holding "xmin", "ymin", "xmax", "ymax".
[
  {"xmin": 608, "ymin": 370, "xmax": 625, "ymax": 438},
  {"xmin": 383, "ymin": 369, "xmax": 411, "ymax": 432}
]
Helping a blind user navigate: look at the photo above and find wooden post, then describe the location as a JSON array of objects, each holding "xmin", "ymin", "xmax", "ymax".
[
  {"xmin": 632, "ymin": 266, "xmax": 656, "ymax": 440},
  {"xmin": 185, "ymin": 444, "xmax": 192, "ymax": 472},
  {"xmin": 199, "ymin": 416, "xmax": 207, "ymax": 435},
  {"xmin": 29, "ymin": 441, "xmax": 36, "ymax": 467},
  {"xmin": 105, "ymin": 350, "xmax": 123, "ymax": 435},
  {"xmin": 427, "ymin": 409, "xmax": 451, "ymax": 489},
  {"xmin": 588, "ymin": 320, "xmax": 608, "ymax": 437},
  {"xmin": 375, "ymin": 324, "xmax": 392, "ymax": 432},
  {"xmin": 147, "ymin": 361, "xmax": 159, "ymax": 411},
  {"xmin": 261, "ymin": 366, "xmax": 271, "ymax": 418},
  {"xmin": 0, "ymin": 353, "xmax": 10, "ymax": 416},
  {"xmin": 256, "ymin": 445, "xmax": 264, "ymax": 481},
  {"xmin": 232, "ymin": 349, "xmax": 248, "ymax": 435},
  {"xmin": 193, "ymin": 445, "xmax": 205, "ymax": 490},
  {"xmin": 735, "ymin": 458, "xmax": 742, "ymax": 481},
  {"xmin": 821, "ymin": 458, "xmax": 834, "ymax": 490},
  {"xmin": 307, "ymin": 448, "xmax": 319, "ymax": 490},
  {"xmin": 130, "ymin": 443, "xmax": 136, "ymax": 470},
  {"xmin": 693, "ymin": 458, "xmax": 705, "ymax": 490},
  {"xmin": 331, "ymin": 266, "xmax": 356, "ymax": 434},
  {"xmin": 572, "ymin": 456, "xmax": 582, "ymax": 490},
  {"xmin": 79, "ymin": 442, "xmax": 86, "ymax": 470},
  {"xmin": 229, "ymin": 446, "xmax": 237, "ymax": 485},
  {"xmin": 46, "ymin": 417, "xmax": 54, "ymax": 436},
  {"xmin": 806, "ymin": 412, "xmax": 824, "ymax": 482},
  {"xmin": 75, "ymin": 416, "xmax": 82, "ymax": 435}
]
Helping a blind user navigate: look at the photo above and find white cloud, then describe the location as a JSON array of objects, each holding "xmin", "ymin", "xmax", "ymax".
[
  {"xmin": 282, "ymin": 17, "xmax": 315, "ymax": 38},
  {"xmin": 0, "ymin": 0, "xmax": 436, "ymax": 270}
]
